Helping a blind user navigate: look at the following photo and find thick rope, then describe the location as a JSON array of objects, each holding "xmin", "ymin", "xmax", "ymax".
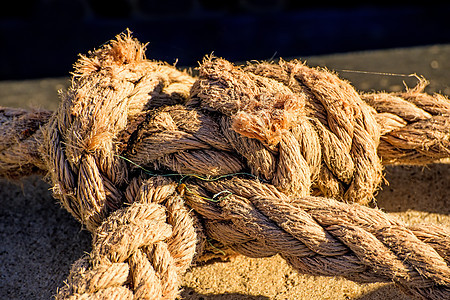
[
  {"xmin": 55, "ymin": 176, "xmax": 199, "ymax": 300},
  {"xmin": 185, "ymin": 177, "xmax": 450, "ymax": 299},
  {"xmin": 1, "ymin": 32, "xmax": 449, "ymax": 299},
  {"xmin": 362, "ymin": 82, "xmax": 450, "ymax": 164}
]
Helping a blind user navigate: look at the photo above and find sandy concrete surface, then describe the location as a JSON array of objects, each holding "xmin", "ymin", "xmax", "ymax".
[{"xmin": 1, "ymin": 45, "xmax": 449, "ymax": 299}]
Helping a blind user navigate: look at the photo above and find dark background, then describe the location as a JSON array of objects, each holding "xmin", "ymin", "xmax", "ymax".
[{"xmin": 1, "ymin": 0, "xmax": 450, "ymax": 80}]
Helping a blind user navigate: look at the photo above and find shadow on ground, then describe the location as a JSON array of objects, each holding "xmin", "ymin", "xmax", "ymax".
[
  {"xmin": 376, "ymin": 163, "xmax": 450, "ymax": 215},
  {"xmin": 181, "ymin": 287, "xmax": 269, "ymax": 300},
  {"xmin": 354, "ymin": 284, "xmax": 411, "ymax": 300},
  {"xmin": 0, "ymin": 176, "xmax": 91, "ymax": 300}
]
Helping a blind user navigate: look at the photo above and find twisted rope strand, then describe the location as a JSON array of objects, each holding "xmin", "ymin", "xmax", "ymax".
[{"xmin": 185, "ymin": 177, "xmax": 450, "ymax": 299}]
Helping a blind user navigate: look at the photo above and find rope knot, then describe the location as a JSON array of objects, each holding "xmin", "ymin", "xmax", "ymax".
[
  {"xmin": 1, "ymin": 31, "xmax": 445, "ymax": 299},
  {"xmin": 40, "ymin": 32, "xmax": 200, "ymax": 299},
  {"xmin": 189, "ymin": 57, "xmax": 382, "ymax": 203},
  {"xmin": 193, "ymin": 56, "xmax": 306, "ymax": 146}
]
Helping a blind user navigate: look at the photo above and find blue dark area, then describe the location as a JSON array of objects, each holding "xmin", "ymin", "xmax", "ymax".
[{"xmin": 1, "ymin": 0, "xmax": 449, "ymax": 79}]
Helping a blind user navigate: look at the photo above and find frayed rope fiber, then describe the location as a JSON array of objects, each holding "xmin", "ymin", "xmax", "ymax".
[{"xmin": 1, "ymin": 31, "xmax": 450, "ymax": 299}]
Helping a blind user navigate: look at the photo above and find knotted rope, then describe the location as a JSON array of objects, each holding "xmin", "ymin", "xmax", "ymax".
[{"xmin": 1, "ymin": 32, "xmax": 449, "ymax": 299}]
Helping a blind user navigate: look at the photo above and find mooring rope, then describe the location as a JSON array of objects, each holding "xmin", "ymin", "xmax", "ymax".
[{"xmin": 0, "ymin": 31, "xmax": 449, "ymax": 299}]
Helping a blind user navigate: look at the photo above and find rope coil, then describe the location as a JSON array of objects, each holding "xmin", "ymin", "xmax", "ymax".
[{"xmin": 1, "ymin": 31, "xmax": 449, "ymax": 299}]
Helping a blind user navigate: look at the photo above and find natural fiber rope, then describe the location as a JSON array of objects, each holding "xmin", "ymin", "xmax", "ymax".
[{"xmin": 1, "ymin": 31, "xmax": 449, "ymax": 299}]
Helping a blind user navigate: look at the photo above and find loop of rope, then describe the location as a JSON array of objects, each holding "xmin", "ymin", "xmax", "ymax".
[
  {"xmin": 56, "ymin": 176, "xmax": 199, "ymax": 299},
  {"xmin": 1, "ymin": 31, "xmax": 449, "ymax": 299},
  {"xmin": 41, "ymin": 32, "xmax": 199, "ymax": 298}
]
